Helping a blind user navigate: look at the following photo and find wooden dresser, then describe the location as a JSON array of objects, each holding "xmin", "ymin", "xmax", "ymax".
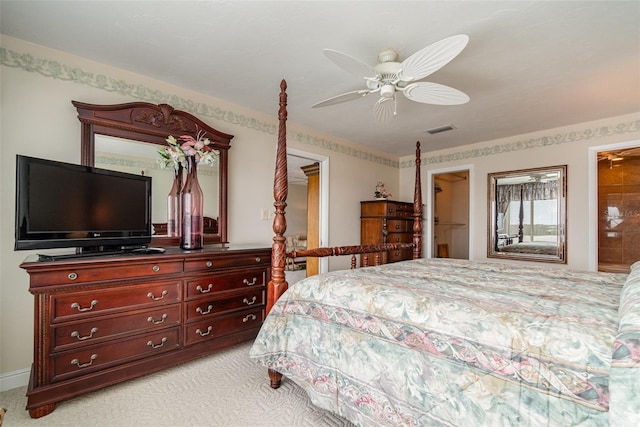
[
  {"xmin": 360, "ymin": 200, "xmax": 415, "ymax": 264},
  {"xmin": 20, "ymin": 246, "xmax": 270, "ymax": 418}
]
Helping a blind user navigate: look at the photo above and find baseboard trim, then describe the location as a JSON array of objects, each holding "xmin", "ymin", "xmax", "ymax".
[{"xmin": 0, "ymin": 368, "xmax": 30, "ymax": 392}]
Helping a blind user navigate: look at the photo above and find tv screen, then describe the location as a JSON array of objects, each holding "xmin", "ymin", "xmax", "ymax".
[{"xmin": 15, "ymin": 155, "xmax": 152, "ymax": 254}]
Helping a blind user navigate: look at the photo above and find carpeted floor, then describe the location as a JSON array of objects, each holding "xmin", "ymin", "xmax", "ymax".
[{"xmin": 0, "ymin": 342, "xmax": 354, "ymax": 427}]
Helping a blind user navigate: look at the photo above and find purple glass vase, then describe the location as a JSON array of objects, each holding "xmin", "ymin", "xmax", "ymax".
[
  {"xmin": 167, "ymin": 163, "xmax": 183, "ymax": 237},
  {"xmin": 181, "ymin": 156, "xmax": 204, "ymax": 250}
]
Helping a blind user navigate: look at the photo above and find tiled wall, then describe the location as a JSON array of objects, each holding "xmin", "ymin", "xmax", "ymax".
[{"xmin": 598, "ymin": 153, "xmax": 640, "ymax": 271}]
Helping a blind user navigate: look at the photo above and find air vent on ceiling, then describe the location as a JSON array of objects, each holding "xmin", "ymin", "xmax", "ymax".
[{"xmin": 426, "ymin": 124, "xmax": 456, "ymax": 135}]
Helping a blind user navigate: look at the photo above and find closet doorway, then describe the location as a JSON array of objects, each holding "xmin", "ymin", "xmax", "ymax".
[{"xmin": 431, "ymin": 168, "xmax": 471, "ymax": 259}]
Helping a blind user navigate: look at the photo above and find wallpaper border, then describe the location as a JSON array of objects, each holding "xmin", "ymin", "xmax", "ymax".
[
  {"xmin": 0, "ymin": 44, "xmax": 398, "ymax": 169},
  {"xmin": 400, "ymin": 120, "xmax": 640, "ymax": 168},
  {"xmin": 2, "ymin": 44, "xmax": 638, "ymax": 171}
]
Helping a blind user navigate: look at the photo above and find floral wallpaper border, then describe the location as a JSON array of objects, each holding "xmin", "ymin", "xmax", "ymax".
[
  {"xmin": 2, "ymin": 44, "xmax": 638, "ymax": 171},
  {"xmin": 400, "ymin": 120, "xmax": 640, "ymax": 168}
]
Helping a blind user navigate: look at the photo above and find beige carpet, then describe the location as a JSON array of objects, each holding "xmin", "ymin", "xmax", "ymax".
[{"xmin": 0, "ymin": 342, "xmax": 354, "ymax": 427}]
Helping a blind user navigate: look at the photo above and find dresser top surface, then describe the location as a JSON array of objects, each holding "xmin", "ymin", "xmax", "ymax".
[{"xmin": 21, "ymin": 245, "xmax": 271, "ymax": 267}]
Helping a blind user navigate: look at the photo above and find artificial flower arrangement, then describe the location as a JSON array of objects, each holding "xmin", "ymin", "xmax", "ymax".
[
  {"xmin": 158, "ymin": 130, "xmax": 219, "ymax": 169},
  {"xmin": 374, "ymin": 181, "xmax": 391, "ymax": 199}
]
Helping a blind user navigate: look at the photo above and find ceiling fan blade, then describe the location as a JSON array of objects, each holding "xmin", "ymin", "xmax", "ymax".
[
  {"xmin": 311, "ymin": 90, "xmax": 371, "ymax": 108},
  {"xmin": 323, "ymin": 49, "xmax": 379, "ymax": 80},
  {"xmin": 373, "ymin": 97, "xmax": 395, "ymax": 122},
  {"xmin": 399, "ymin": 34, "xmax": 469, "ymax": 81},
  {"xmin": 403, "ymin": 82, "xmax": 470, "ymax": 105}
]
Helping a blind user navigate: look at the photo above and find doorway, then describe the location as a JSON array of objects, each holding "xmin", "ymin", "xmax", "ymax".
[
  {"xmin": 429, "ymin": 168, "xmax": 471, "ymax": 259},
  {"xmin": 286, "ymin": 149, "xmax": 329, "ymax": 275},
  {"xmin": 592, "ymin": 143, "xmax": 640, "ymax": 273}
]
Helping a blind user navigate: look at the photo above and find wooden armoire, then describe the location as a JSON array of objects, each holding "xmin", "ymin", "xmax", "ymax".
[{"xmin": 360, "ymin": 200, "xmax": 415, "ymax": 265}]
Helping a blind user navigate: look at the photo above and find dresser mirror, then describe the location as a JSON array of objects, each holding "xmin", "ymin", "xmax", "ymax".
[
  {"xmin": 487, "ymin": 165, "xmax": 567, "ymax": 263},
  {"xmin": 74, "ymin": 101, "xmax": 232, "ymax": 246}
]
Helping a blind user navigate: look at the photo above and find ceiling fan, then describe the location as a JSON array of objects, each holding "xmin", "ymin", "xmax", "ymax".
[{"xmin": 311, "ymin": 34, "xmax": 470, "ymax": 122}]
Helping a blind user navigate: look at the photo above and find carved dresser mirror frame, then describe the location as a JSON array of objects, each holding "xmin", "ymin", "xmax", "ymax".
[
  {"xmin": 73, "ymin": 101, "xmax": 233, "ymax": 246},
  {"xmin": 487, "ymin": 165, "xmax": 567, "ymax": 264}
]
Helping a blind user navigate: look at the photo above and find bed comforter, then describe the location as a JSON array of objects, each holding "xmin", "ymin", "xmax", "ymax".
[{"xmin": 250, "ymin": 258, "xmax": 640, "ymax": 426}]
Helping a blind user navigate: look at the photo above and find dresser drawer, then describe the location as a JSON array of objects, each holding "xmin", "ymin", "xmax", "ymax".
[
  {"xmin": 184, "ymin": 308, "xmax": 263, "ymax": 346},
  {"xmin": 386, "ymin": 203, "xmax": 414, "ymax": 218},
  {"xmin": 387, "ymin": 233, "xmax": 413, "ymax": 244},
  {"xmin": 388, "ymin": 247, "xmax": 413, "ymax": 262},
  {"xmin": 52, "ymin": 304, "xmax": 181, "ymax": 351},
  {"xmin": 387, "ymin": 220, "xmax": 412, "ymax": 233},
  {"xmin": 185, "ymin": 289, "xmax": 264, "ymax": 321},
  {"xmin": 28, "ymin": 260, "xmax": 183, "ymax": 287},
  {"xmin": 52, "ymin": 327, "xmax": 180, "ymax": 382},
  {"xmin": 51, "ymin": 280, "xmax": 181, "ymax": 322},
  {"xmin": 185, "ymin": 269, "xmax": 266, "ymax": 299},
  {"xmin": 184, "ymin": 252, "xmax": 268, "ymax": 273}
]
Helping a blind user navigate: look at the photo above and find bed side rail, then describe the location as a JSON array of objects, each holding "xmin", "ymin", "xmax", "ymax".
[{"xmin": 287, "ymin": 242, "xmax": 417, "ymax": 269}]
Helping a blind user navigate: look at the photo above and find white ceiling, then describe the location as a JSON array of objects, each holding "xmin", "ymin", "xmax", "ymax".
[{"xmin": 1, "ymin": 1, "xmax": 639, "ymax": 157}]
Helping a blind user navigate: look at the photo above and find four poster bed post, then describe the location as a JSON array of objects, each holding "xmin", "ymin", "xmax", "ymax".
[{"xmin": 265, "ymin": 79, "xmax": 424, "ymax": 389}]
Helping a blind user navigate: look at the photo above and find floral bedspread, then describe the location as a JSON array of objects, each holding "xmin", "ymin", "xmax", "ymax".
[{"xmin": 250, "ymin": 258, "xmax": 635, "ymax": 426}]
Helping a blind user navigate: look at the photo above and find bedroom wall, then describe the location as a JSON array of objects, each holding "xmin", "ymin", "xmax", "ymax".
[
  {"xmin": 0, "ymin": 36, "xmax": 399, "ymax": 387},
  {"xmin": 398, "ymin": 112, "xmax": 640, "ymax": 270}
]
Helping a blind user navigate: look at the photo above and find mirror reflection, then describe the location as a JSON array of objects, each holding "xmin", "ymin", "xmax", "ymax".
[
  {"xmin": 74, "ymin": 100, "xmax": 232, "ymax": 245},
  {"xmin": 95, "ymin": 135, "xmax": 220, "ymax": 236},
  {"xmin": 488, "ymin": 165, "xmax": 567, "ymax": 263}
]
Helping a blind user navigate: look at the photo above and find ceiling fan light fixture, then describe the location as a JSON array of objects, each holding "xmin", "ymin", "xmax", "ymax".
[{"xmin": 380, "ymin": 84, "xmax": 396, "ymax": 98}]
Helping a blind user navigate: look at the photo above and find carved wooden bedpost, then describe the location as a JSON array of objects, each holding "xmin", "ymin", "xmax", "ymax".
[
  {"xmin": 413, "ymin": 141, "xmax": 423, "ymax": 259},
  {"xmin": 267, "ymin": 80, "xmax": 288, "ymax": 389},
  {"xmin": 267, "ymin": 79, "xmax": 289, "ymax": 316}
]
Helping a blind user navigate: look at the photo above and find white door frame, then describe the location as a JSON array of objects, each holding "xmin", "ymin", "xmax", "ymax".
[
  {"xmin": 587, "ymin": 139, "xmax": 640, "ymax": 271},
  {"xmin": 426, "ymin": 164, "xmax": 474, "ymax": 259},
  {"xmin": 287, "ymin": 148, "xmax": 330, "ymax": 274}
]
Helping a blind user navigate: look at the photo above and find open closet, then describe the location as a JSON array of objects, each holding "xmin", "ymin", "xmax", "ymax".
[{"xmin": 433, "ymin": 170, "xmax": 470, "ymax": 259}]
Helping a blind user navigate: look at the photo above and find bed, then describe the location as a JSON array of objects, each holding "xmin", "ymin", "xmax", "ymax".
[
  {"xmin": 499, "ymin": 241, "xmax": 558, "ymax": 256},
  {"xmin": 249, "ymin": 80, "xmax": 640, "ymax": 426}
]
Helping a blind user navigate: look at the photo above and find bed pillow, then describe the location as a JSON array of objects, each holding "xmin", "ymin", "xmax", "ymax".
[{"xmin": 609, "ymin": 261, "xmax": 640, "ymax": 423}]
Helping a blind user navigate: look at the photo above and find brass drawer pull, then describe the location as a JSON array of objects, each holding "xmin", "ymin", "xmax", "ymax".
[
  {"xmin": 147, "ymin": 314, "xmax": 168, "ymax": 325},
  {"xmin": 71, "ymin": 327, "xmax": 98, "ymax": 341},
  {"xmin": 71, "ymin": 354, "xmax": 97, "ymax": 368},
  {"xmin": 255, "ymin": 257, "xmax": 261, "ymax": 263},
  {"xmin": 242, "ymin": 314, "xmax": 257, "ymax": 323},
  {"xmin": 152, "ymin": 265, "xmax": 160, "ymax": 273},
  {"xmin": 196, "ymin": 326, "xmax": 213, "ymax": 337},
  {"xmin": 71, "ymin": 300, "xmax": 98, "ymax": 312},
  {"xmin": 196, "ymin": 284, "xmax": 213, "ymax": 293},
  {"xmin": 68, "ymin": 272, "xmax": 78, "ymax": 280},
  {"xmin": 395, "ymin": 224, "xmax": 400, "ymax": 230},
  {"xmin": 196, "ymin": 304, "xmax": 214, "ymax": 315},
  {"xmin": 147, "ymin": 290, "xmax": 168, "ymax": 301},
  {"xmin": 243, "ymin": 277, "xmax": 257, "ymax": 286},
  {"xmin": 206, "ymin": 260, "xmax": 213, "ymax": 268},
  {"xmin": 147, "ymin": 337, "xmax": 167, "ymax": 349},
  {"xmin": 243, "ymin": 296, "xmax": 257, "ymax": 306}
]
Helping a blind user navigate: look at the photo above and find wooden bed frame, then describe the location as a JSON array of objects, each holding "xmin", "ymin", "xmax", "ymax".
[{"xmin": 266, "ymin": 80, "xmax": 424, "ymax": 388}]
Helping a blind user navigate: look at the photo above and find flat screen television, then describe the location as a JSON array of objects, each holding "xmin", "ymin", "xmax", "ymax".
[{"xmin": 15, "ymin": 155, "xmax": 153, "ymax": 259}]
